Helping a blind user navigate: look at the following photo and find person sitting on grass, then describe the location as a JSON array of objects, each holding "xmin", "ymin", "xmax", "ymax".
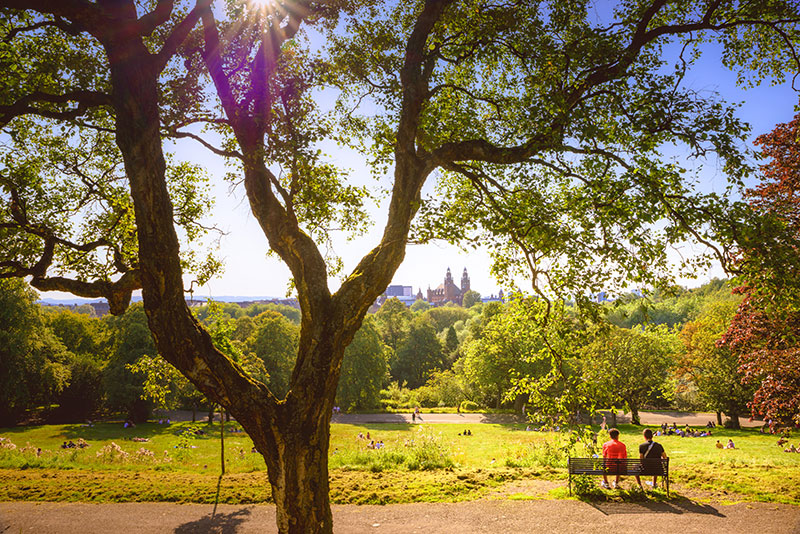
[
  {"xmin": 726, "ymin": 439, "xmax": 736, "ymax": 449},
  {"xmin": 636, "ymin": 429, "xmax": 667, "ymax": 491},
  {"xmin": 601, "ymin": 428, "xmax": 627, "ymax": 489},
  {"xmin": 716, "ymin": 440, "xmax": 724, "ymax": 449}
]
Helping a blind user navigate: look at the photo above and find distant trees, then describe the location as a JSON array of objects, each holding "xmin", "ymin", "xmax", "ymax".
[
  {"xmin": 245, "ymin": 312, "xmax": 299, "ymax": 397},
  {"xmin": 392, "ymin": 317, "xmax": 445, "ymax": 389},
  {"xmin": 0, "ymin": 279, "xmax": 70, "ymax": 425},
  {"xmin": 375, "ymin": 298, "xmax": 412, "ymax": 354},
  {"xmin": 462, "ymin": 290, "xmax": 481, "ymax": 308},
  {"xmin": 462, "ymin": 299, "xmax": 543, "ymax": 408},
  {"xmin": 679, "ymin": 300, "xmax": 751, "ymax": 428},
  {"xmin": 103, "ymin": 304, "xmax": 156, "ymax": 423},
  {"xmin": 336, "ymin": 318, "xmax": 390, "ymax": 411}
]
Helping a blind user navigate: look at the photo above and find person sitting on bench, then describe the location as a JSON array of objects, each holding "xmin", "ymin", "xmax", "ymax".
[
  {"xmin": 636, "ymin": 428, "xmax": 667, "ymax": 490},
  {"xmin": 601, "ymin": 428, "xmax": 627, "ymax": 489}
]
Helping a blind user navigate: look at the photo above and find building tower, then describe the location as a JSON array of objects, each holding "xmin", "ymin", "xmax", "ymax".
[
  {"xmin": 443, "ymin": 267, "xmax": 456, "ymax": 302},
  {"xmin": 461, "ymin": 267, "xmax": 470, "ymax": 293}
]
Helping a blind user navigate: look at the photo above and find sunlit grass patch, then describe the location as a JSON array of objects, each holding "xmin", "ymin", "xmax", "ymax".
[{"xmin": 1, "ymin": 420, "xmax": 799, "ymax": 505}]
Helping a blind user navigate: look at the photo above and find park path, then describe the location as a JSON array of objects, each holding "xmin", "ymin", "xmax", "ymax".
[
  {"xmin": 165, "ymin": 409, "xmax": 764, "ymax": 427},
  {"xmin": 328, "ymin": 410, "xmax": 764, "ymax": 427},
  {"xmin": 1, "ymin": 499, "xmax": 798, "ymax": 534}
]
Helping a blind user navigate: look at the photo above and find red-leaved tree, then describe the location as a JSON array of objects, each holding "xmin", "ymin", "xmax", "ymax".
[{"xmin": 722, "ymin": 106, "xmax": 800, "ymax": 428}]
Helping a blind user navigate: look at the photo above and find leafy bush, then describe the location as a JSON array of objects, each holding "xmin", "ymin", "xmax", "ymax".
[
  {"xmin": 572, "ymin": 474, "xmax": 598, "ymax": 496},
  {"xmin": 460, "ymin": 400, "xmax": 479, "ymax": 412},
  {"xmin": 379, "ymin": 382, "xmax": 418, "ymax": 411}
]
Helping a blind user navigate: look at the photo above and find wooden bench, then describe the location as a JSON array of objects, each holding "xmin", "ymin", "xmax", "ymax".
[{"xmin": 568, "ymin": 457, "xmax": 669, "ymax": 496}]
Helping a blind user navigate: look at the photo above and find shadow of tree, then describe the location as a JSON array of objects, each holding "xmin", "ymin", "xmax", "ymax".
[{"xmin": 174, "ymin": 507, "xmax": 252, "ymax": 534}]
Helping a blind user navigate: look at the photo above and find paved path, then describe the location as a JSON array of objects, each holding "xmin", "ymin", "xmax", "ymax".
[
  {"xmin": 1, "ymin": 500, "xmax": 798, "ymax": 534},
  {"xmin": 160, "ymin": 409, "xmax": 764, "ymax": 427},
  {"xmin": 328, "ymin": 410, "xmax": 764, "ymax": 427}
]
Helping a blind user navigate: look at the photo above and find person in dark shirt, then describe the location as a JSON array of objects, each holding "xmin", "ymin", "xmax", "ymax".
[{"xmin": 636, "ymin": 428, "xmax": 667, "ymax": 490}]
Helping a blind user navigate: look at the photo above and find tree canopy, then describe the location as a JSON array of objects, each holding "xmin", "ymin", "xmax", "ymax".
[{"xmin": 2, "ymin": 1, "xmax": 800, "ymax": 532}]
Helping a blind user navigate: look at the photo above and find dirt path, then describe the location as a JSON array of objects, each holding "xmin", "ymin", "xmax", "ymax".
[{"xmin": 1, "ymin": 499, "xmax": 798, "ymax": 534}]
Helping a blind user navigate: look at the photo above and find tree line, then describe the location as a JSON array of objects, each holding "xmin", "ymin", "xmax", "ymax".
[{"xmin": 2, "ymin": 276, "xmax": 789, "ymax": 431}]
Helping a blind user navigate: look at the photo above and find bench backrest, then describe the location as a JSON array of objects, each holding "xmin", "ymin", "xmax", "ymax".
[{"xmin": 568, "ymin": 457, "xmax": 669, "ymax": 476}]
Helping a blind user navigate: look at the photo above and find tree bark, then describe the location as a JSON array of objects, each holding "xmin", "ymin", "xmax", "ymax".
[
  {"xmin": 630, "ymin": 407, "xmax": 640, "ymax": 426},
  {"xmin": 726, "ymin": 410, "xmax": 741, "ymax": 430},
  {"xmin": 716, "ymin": 411, "xmax": 723, "ymax": 425}
]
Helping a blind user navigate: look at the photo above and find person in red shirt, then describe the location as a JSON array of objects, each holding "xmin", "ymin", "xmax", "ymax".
[{"xmin": 602, "ymin": 428, "xmax": 627, "ymax": 489}]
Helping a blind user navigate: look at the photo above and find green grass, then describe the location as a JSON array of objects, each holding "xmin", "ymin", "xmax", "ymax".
[{"xmin": 1, "ymin": 421, "xmax": 799, "ymax": 505}]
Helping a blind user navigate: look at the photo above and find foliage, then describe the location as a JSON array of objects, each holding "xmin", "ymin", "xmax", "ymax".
[
  {"xmin": 678, "ymin": 299, "xmax": 751, "ymax": 428},
  {"xmin": 379, "ymin": 382, "xmax": 419, "ymax": 412},
  {"xmin": 0, "ymin": 279, "xmax": 70, "ymax": 425},
  {"xmin": 374, "ymin": 298, "xmax": 412, "ymax": 353},
  {"xmin": 415, "ymin": 369, "xmax": 467, "ymax": 408},
  {"xmin": 44, "ymin": 308, "xmax": 108, "ymax": 420},
  {"xmin": 391, "ymin": 316, "xmax": 446, "ymax": 389},
  {"xmin": 463, "ymin": 298, "xmax": 558, "ymax": 409},
  {"xmin": 244, "ymin": 311, "xmax": 299, "ymax": 397},
  {"xmin": 243, "ymin": 302, "xmax": 301, "ymax": 323},
  {"xmin": 102, "ymin": 304, "xmax": 155, "ymax": 422},
  {"xmin": 462, "ymin": 290, "xmax": 481, "ymax": 309},
  {"xmin": 335, "ymin": 318, "xmax": 390, "ymax": 411},
  {"xmin": 443, "ymin": 325, "xmax": 459, "ymax": 356},
  {"xmin": 410, "ymin": 299, "xmax": 431, "ymax": 313},
  {"xmin": 581, "ymin": 325, "xmax": 678, "ymax": 425},
  {"xmin": 721, "ymin": 106, "xmax": 800, "ymax": 427},
  {"xmin": 421, "ymin": 306, "xmax": 470, "ymax": 333}
]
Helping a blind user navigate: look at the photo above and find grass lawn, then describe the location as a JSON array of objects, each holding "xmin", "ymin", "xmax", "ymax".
[{"xmin": 1, "ymin": 420, "xmax": 798, "ymax": 505}]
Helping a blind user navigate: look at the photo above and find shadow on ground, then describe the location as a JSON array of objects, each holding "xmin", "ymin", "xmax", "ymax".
[
  {"xmin": 174, "ymin": 507, "xmax": 252, "ymax": 534},
  {"xmin": 589, "ymin": 496, "xmax": 725, "ymax": 517}
]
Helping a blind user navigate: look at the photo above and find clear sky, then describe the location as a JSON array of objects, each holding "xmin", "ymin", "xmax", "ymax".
[{"xmin": 39, "ymin": 15, "xmax": 800, "ymax": 303}]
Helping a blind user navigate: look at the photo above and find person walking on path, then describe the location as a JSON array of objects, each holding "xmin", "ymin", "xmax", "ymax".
[
  {"xmin": 636, "ymin": 428, "xmax": 667, "ymax": 490},
  {"xmin": 601, "ymin": 428, "xmax": 627, "ymax": 489}
]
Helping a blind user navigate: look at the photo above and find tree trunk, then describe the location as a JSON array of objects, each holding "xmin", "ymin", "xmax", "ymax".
[
  {"xmin": 630, "ymin": 407, "xmax": 640, "ymax": 425},
  {"xmin": 263, "ymin": 418, "xmax": 333, "ymax": 534},
  {"xmin": 726, "ymin": 411, "xmax": 741, "ymax": 430},
  {"xmin": 610, "ymin": 411, "xmax": 617, "ymax": 428},
  {"xmin": 716, "ymin": 411, "xmax": 723, "ymax": 425}
]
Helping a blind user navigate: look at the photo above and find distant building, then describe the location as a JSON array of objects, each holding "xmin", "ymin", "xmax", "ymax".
[
  {"xmin": 375, "ymin": 285, "xmax": 421, "ymax": 308},
  {"xmin": 426, "ymin": 267, "xmax": 470, "ymax": 306},
  {"xmin": 386, "ymin": 285, "xmax": 414, "ymax": 298},
  {"xmin": 480, "ymin": 289, "xmax": 505, "ymax": 304}
]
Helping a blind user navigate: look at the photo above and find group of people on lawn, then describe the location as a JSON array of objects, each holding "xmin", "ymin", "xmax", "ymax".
[{"xmin": 601, "ymin": 428, "xmax": 667, "ymax": 491}]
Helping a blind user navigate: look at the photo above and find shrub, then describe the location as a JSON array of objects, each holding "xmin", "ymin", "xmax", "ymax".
[{"xmin": 460, "ymin": 400, "xmax": 479, "ymax": 412}]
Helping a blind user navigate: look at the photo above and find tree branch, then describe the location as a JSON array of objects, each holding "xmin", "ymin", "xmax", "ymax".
[{"xmin": 0, "ymin": 90, "xmax": 111, "ymax": 127}]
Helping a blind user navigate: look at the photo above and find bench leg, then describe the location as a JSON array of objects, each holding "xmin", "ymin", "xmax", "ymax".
[{"xmin": 569, "ymin": 473, "xmax": 572, "ymax": 495}]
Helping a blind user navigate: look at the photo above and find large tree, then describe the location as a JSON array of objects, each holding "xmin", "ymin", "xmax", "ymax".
[
  {"xmin": 2, "ymin": 2, "xmax": 800, "ymax": 532},
  {"xmin": 722, "ymin": 104, "xmax": 800, "ymax": 427},
  {"xmin": 582, "ymin": 324, "xmax": 677, "ymax": 425},
  {"xmin": 678, "ymin": 299, "xmax": 751, "ymax": 428}
]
